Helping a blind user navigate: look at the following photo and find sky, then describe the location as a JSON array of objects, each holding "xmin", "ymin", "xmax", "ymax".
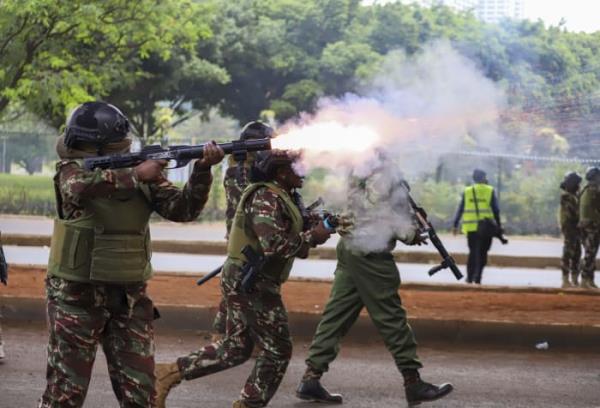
[
  {"xmin": 525, "ymin": 0, "xmax": 600, "ymax": 33},
  {"xmin": 363, "ymin": 0, "xmax": 600, "ymax": 33}
]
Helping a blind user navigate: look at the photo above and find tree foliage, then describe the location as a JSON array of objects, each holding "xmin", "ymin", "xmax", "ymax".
[
  {"xmin": 1, "ymin": 0, "xmax": 600, "ymax": 154},
  {"xmin": 0, "ymin": 0, "xmax": 209, "ymax": 128}
]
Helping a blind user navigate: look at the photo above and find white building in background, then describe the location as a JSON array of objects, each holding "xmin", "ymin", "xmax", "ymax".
[
  {"xmin": 397, "ymin": 0, "xmax": 525, "ymax": 24},
  {"xmin": 476, "ymin": 0, "xmax": 525, "ymax": 23},
  {"xmin": 398, "ymin": 0, "xmax": 477, "ymax": 9}
]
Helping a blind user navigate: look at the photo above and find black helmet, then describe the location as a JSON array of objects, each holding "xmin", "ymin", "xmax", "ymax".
[
  {"xmin": 585, "ymin": 166, "xmax": 600, "ymax": 182},
  {"xmin": 560, "ymin": 171, "xmax": 582, "ymax": 192},
  {"xmin": 251, "ymin": 149, "xmax": 300, "ymax": 182},
  {"xmin": 240, "ymin": 121, "xmax": 274, "ymax": 141},
  {"xmin": 64, "ymin": 102, "xmax": 130, "ymax": 148},
  {"xmin": 472, "ymin": 168, "xmax": 487, "ymax": 183}
]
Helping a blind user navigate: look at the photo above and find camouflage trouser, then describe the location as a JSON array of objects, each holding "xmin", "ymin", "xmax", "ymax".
[
  {"xmin": 178, "ymin": 263, "xmax": 292, "ymax": 408},
  {"xmin": 581, "ymin": 225, "xmax": 600, "ymax": 281},
  {"xmin": 212, "ymin": 296, "xmax": 227, "ymax": 334},
  {"xmin": 38, "ymin": 277, "xmax": 156, "ymax": 408},
  {"xmin": 561, "ymin": 229, "xmax": 581, "ymax": 278}
]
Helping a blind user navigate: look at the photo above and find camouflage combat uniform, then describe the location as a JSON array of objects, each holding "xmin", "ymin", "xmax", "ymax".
[
  {"xmin": 0, "ymin": 231, "xmax": 6, "ymax": 361},
  {"xmin": 177, "ymin": 181, "xmax": 313, "ymax": 407},
  {"xmin": 224, "ymin": 155, "xmax": 256, "ymax": 236},
  {"xmin": 39, "ymin": 159, "xmax": 212, "ymax": 408},
  {"xmin": 213, "ymin": 155, "xmax": 256, "ymax": 334},
  {"xmin": 559, "ymin": 191, "xmax": 581, "ymax": 285},
  {"xmin": 579, "ymin": 182, "xmax": 600, "ymax": 287}
]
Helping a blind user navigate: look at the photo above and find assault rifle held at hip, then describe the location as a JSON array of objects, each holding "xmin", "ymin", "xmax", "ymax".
[
  {"xmin": 196, "ymin": 246, "xmax": 265, "ymax": 293},
  {"xmin": 400, "ymin": 180, "xmax": 464, "ymax": 281},
  {"xmin": 197, "ymin": 196, "xmax": 327, "ymax": 287},
  {"xmin": 83, "ymin": 138, "xmax": 272, "ymax": 171}
]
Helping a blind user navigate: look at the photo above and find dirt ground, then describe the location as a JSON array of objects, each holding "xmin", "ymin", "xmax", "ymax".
[{"xmin": 3, "ymin": 266, "xmax": 600, "ymax": 326}]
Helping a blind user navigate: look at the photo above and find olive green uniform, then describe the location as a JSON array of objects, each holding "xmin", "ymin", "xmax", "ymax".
[{"xmin": 305, "ymin": 237, "xmax": 422, "ymax": 377}]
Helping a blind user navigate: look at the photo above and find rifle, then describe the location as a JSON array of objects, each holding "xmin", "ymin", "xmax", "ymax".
[
  {"xmin": 196, "ymin": 246, "xmax": 264, "ymax": 292},
  {"xmin": 196, "ymin": 265, "xmax": 223, "ymax": 286},
  {"xmin": 400, "ymin": 181, "xmax": 464, "ymax": 281},
  {"xmin": 293, "ymin": 194, "xmax": 339, "ymax": 232},
  {"xmin": 83, "ymin": 138, "xmax": 272, "ymax": 170},
  {"xmin": 240, "ymin": 245, "xmax": 266, "ymax": 293},
  {"xmin": 196, "ymin": 246, "xmax": 265, "ymax": 292},
  {"xmin": 0, "ymin": 233, "xmax": 7, "ymax": 285}
]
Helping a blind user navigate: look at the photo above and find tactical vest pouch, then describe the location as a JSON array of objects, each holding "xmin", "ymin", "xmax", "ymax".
[
  {"xmin": 48, "ymin": 219, "xmax": 94, "ymax": 281},
  {"xmin": 89, "ymin": 231, "xmax": 152, "ymax": 282}
]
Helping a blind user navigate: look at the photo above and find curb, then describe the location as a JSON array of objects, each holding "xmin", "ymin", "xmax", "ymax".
[
  {"xmin": 7, "ymin": 264, "xmax": 600, "ymax": 297},
  {"xmin": 10, "ymin": 264, "xmax": 600, "ymax": 298},
  {"xmin": 6, "ymin": 233, "xmax": 600, "ymax": 269},
  {"xmin": 2, "ymin": 296, "xmax": 598, "ymax": 351}
]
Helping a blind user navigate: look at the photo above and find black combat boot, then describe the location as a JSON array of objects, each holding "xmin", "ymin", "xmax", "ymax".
[
  {"xmin": 296, "ymin": 379, "xmax": 343, "ymax": 404},
  {"xmin": 402, "ymin": 369, "xmax": 453, "ymax": 406}
]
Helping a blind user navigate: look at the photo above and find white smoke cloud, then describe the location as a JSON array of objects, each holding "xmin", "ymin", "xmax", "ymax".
[{"xmin": 276, "ymin": 40, "xmax": 506, "ymax": 252}]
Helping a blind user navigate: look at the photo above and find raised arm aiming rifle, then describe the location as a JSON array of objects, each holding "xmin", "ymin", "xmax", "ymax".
[
  {"xmin": 83, "ymin": 138, "xmax": 272, "ymax": 171},
  {"xmin": 400, "ymin": 180, "xmax": 464, "ymax": 281}
]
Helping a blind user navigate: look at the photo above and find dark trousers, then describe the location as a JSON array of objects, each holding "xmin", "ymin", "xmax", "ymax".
[{"xmin": 466, "ymin": 232, "xmax": 493, "ymax": 284}]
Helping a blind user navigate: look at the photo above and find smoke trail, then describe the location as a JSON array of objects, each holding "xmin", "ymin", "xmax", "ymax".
[{"xmin": 273, "ymin": 40, "xmax": 506, "ymax": 252}]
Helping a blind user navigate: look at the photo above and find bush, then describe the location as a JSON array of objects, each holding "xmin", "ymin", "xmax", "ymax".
[{"xmin": 0, "ymin": 163, "xmax": 583, "ymax": 236}]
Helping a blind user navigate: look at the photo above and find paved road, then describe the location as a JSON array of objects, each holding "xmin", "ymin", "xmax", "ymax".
[
  {"xmin": 1, "ymin": 322, "xmax": 599, "ymax": 408},
  {"xmin": 5, "ymin": 214, "xmax": 599, "ymax": 288},
  {"xmin": 0, "ymin": 214, "xmax": 565, "ymax": 256},
  {"xmin": 6, "ymin": 244, "xmax": 598, "ymax": 288}
]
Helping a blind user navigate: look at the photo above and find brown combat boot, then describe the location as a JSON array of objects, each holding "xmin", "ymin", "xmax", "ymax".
[
  {"xmin": 154, "ymin": 362, "xmax": 183, "ymax": 408},
  {"xmin": 232, "ymin": 400, "xmax": 250, "ymax": 408}
]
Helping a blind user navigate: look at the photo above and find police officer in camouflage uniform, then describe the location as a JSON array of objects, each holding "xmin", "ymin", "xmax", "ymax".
[
  {"xmin": 212, "ymin": 121, "xmax": 275, "ymax": 338},
  {"xmin": 154, "ymin": 150, "xmax": 332, "ymax": 408},
  {"xmin": 0, "ymin": 230, "xmax": 7, "ymax": 362},
  {"xmin": 38, "ymin": 101, "xmax": 224, "ymax": 408},
  {"xmin": 559, "ymin": 172, "xmax": 582, "ymax": 288},
  {"xmin": 296, "ymin": 172, "xmax": 453, "ymax": 407},
  {"xmin": 579, "ymin": 166, "xmax": 600, "ymax": 289}
]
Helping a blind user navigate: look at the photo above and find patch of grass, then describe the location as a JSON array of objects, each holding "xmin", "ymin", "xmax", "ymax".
[{"xmin": 0, "ymin": 173, "xmax": 55, "ymax": 216}]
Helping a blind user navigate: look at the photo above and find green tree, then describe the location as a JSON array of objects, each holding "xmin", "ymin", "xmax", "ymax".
[
  {"xmin": 0, "ymin": 0, "xmax": 207, "ymax": 127},
  {"xmin": 106, "ymin": 48, "xmax": 230, "ymax": 141}
]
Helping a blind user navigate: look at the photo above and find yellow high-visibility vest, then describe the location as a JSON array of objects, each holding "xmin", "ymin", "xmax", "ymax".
[{"xmin": 461, "ymin": 183, "xmax": 494, "ymax": 234}]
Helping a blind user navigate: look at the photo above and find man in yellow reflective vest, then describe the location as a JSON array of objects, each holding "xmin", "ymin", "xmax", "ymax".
[{"xmin": 452, "ymin": 169, "xmax": 502, "ymax": 284}]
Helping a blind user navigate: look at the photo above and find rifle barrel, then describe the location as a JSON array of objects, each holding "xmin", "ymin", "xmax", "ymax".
[
  {"xmin": 196, "ymin": 265, "xmax": 223, "ymax": 286},
  {"xmin": 84, "ymin": 138, "xmax": 272, "ymax": 170}
]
